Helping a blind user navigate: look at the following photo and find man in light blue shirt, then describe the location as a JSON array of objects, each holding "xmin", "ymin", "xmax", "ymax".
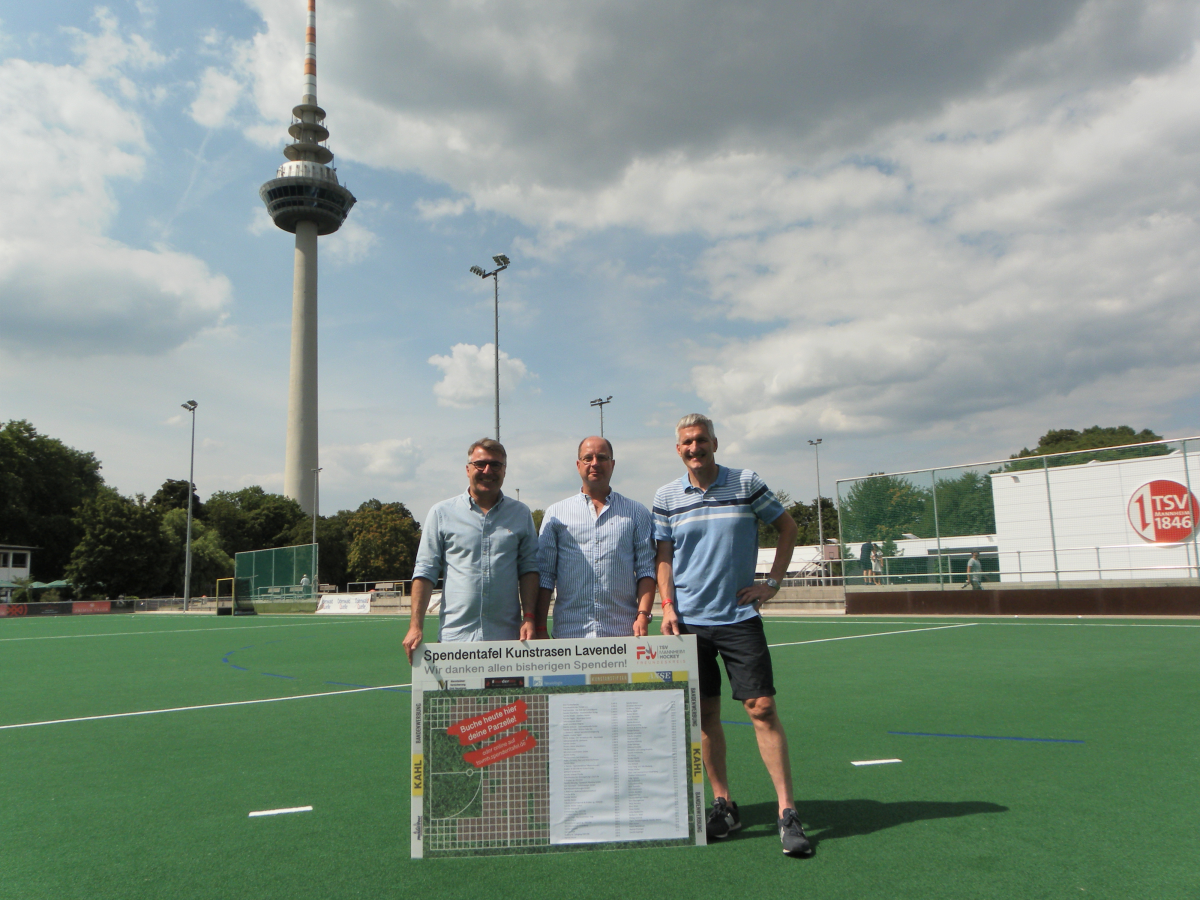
[
  {"xmin": 536, "ymin": 436, "xmax": 656, "ymax": 638},
  {"xmin": 403, "ymin": 438, "xmax": 540, "ymax": 662},
  {"xmin": 654, "ymin": 414, "xmax": 811, "ymax": 858}
]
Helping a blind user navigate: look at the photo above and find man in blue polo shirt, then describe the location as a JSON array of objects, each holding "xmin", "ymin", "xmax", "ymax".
[{"xmin": 654, "ymin": 413, "xmax": 811, "ymax": 858}]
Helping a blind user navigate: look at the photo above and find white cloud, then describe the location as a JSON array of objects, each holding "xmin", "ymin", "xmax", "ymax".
[
  {"xmin": 415, "ymin": 196, "xmax": 473, "ymax": 220},
  {"xmin": 189, "ymin": 67, "xmax": 244, "ymax": 128},
  {"xmin": 429, "ymin": 343, "xmax": 530, "ymax": 408},
  {"xmin": 0, "ymin": 20, "xmax": 230, "ymax": 356},
  {"xmin": 66, "ymin": 7, "xmax": 167, "ymax": 99},
  {"xmin": 240, "ymin": 0, "xmax": 1197, "ymax": 229},
  {"xmin": 324, "ymin": 218, "xmax": 379, "ymax": 266},
  {"xmin": 325, "ymin": 438, "xmax": 424, "ymax": 483},
  {"xmin": 691, "ymin": 48, "xmax": 1200, "ymax": 449}
]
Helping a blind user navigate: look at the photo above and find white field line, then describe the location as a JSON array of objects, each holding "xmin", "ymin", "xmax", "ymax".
[
  {"xmin": 249, "ymin": 806, "xmax": 312, "ymax": 817},
  {"xmin": 0, "ymin": 619, "xmax": 392, "ymax": 643},
  {"xmin": 0, "ymin": 683, "xmax": 412, "ymax": 731},
  {"xmin": 768, "ymin": 623, "xmax": 975, "ymax": 649},
  {"xmin": 766, "ymin": 618, "xmax": 1200, "ymax": 629},
  {"xmin": 852, "ymin": 759, "xmax": 902, "ymax": 766}
]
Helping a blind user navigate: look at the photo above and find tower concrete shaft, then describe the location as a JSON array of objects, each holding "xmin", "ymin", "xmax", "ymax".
[
  {"xmin": 285, "ymin": 220, "xmax": 319, "ymax": 511},
  {"xmin": 259, "ymin": 0, "xmax": 355, "ymax": 515}
]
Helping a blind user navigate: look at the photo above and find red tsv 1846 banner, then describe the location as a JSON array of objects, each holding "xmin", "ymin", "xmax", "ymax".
[
  {"xmin": 447, "ymin": 699, "xmax": 527, "ymax": 746},
  {"xmin": 462, "ymin": 730, "xmax": 537, "ymax": 768}
]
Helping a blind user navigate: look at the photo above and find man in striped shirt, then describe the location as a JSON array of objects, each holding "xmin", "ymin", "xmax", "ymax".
[
  {"xmin": 654, "ymin": 414, "xmax": 811, "ymax": 858},
  {"xmin": 536, "ymin": 436, "xmax": 656, "ymax": 638}
]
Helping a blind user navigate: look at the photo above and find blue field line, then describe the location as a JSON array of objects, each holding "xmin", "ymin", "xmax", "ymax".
[
  {"xmin": 262, "ymin": 672, "xmax": 297, "ymax": 679},
  {"xmin": 889, "ymin": 731, "xmax": 1084, "ymax": 744},
  {"xmin": 721, "ymin": 720, "xmax": 752, "ymax": 726},
  {"xmin": 325, "ymin": 681, "xmax": 411, "ymax": 693},
  {"xmin": 227, "ymin": 664, "xmax": 248, "ymax": 671}
]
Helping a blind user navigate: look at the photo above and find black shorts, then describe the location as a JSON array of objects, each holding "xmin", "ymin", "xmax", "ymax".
[{"xmin": 678, "ymin": 616, "xmax": 775, "ymax": 701}]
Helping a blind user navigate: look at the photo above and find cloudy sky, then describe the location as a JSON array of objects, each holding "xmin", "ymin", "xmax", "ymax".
[{"xmin": 3, "ymin": 0, "xmax": 1199, "ymax": 523}]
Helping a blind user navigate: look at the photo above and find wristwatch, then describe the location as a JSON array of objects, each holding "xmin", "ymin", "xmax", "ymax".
[
  {"xmin": 637, "ymin": 609, "xmax": 653, "ymax": 622},
  {"xmin": 765, "ymin": 577, "xmax": 780, "ymax": 591}
]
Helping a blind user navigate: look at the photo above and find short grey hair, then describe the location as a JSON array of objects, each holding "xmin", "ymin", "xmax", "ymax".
[
  {"xmin": 467, "ymin": 438, "xmax": 507, "ymax": 461},
  {"xmin": 675, "ymin": 414, "xmax": 716, "ymax": 441}
]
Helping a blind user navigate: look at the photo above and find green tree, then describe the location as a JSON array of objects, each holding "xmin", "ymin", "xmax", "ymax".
[
  {"xmin": 160, "ymin": 508, "xmax": 233, "ymax": 596},
  {"xmin": 346, "ymin": 500, "xmax": 422, "ymax": 582},
  {"xmin": 149, "ymin": 479, "xmax": 205, "ymax": 521},
  {"xmin": 838, "ymin": 474, "xmax": 931, "ymax": 542},
  {"xmin": 915, "ymin": 470, "xmax": 997, "ymax": 537},
  {"xmin": 206, "ymin": 486, "xmax": 307, "ymax": 555},
  {"xmin": 0, "ymin": 420, "xmax": 105, "ymax": 579},
  {"xmin": 787, "ymin": 496, "xmax": 840, "ymax": 547},
  {"xmin": 286, "ymin": 510, "xmax": 353, "ymax": 590},
  {"xmin": 1008, "ymin": 425, "xmax": 1167, "ymax": 470},
  {"xmin": 758, "ymin": 491, "xmax": 792, "ymax": 548},
  {"xmin": 66, "ymin": 488, "xmax": 172, "ymax": 598},
  {"xmin": 532, "ymin": 509, "xmax": 545, "ymax": 533}
]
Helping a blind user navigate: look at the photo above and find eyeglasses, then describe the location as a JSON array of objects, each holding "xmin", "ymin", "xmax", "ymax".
[
  {"xmin": 469, "ymin": 459, "xmax": 506, "ymax": 471},
  {"xmin": 578, "ymin": 454, "xmax": 613, "ymax": 463}
]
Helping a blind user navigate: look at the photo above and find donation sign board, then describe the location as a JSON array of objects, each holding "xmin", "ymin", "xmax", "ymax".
[{"xmin": 410, "ymin": 636, "xmax": 705, "ymax": 858}]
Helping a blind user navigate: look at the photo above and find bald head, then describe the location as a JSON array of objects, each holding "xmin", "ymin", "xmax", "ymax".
[
  {"xmin": 576, "ymin": 436, "xmax": 615, "ymax": 497},
  {"xmin": 577, "ymin": 436, "xmax": 614, "ymax": 458}
]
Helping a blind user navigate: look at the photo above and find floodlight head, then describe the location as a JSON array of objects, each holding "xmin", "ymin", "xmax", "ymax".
[
  {"xmin": 808, "ymin": 438, "xmax": 821, "ymax": 446},
  {"xmin": 470, "ymin": 265, "xmax": 486, "ymax": 277},
  {"xmin": 182, "ymin": 400, "xmax": 198, "ymax": 412},
  {"xmin": 493, "ymin": 254, "xmax": 510, "ymax": 267}
]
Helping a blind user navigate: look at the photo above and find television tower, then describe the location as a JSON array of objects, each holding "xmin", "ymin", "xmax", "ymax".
[{"xmin": 259, "ymin": 0, "xmax": 355, "ymax": 515}]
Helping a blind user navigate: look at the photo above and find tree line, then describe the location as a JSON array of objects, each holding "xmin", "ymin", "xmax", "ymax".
[{"xmin": 0, "ymin": 421, "xmax": 420, "ymax": 599}]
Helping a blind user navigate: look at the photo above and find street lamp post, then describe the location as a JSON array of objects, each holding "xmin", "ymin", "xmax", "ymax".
[
  {"xmin": 808, "ymin": 438, "xmax": 824, "ymax": 583},
  {"xmin": 469, "ymin": 254, "xmax": 510, "ymax": 441},
  {"xmin": 590, "ymin": 396, "xmax": 613, "ymax": 436},
  {"xmin": 311, "ymin": 467, "xmax": 322, "ymax": 594},
  {"xmin": 181, "ymin": 400, "xmax": 198, "ymax": 611}
]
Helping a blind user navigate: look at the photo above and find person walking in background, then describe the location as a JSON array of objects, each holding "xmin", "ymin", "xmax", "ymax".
[
  {"xmin": 860, "ymin": 540, "xmax": 876, "ymax": 585},
  {"xmin": 966, "ymin": 551, "xmax": 983, "ymax": 590}
]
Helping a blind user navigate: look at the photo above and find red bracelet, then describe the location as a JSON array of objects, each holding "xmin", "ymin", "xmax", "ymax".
[
  {"xmin": 661, "ymin": 599, "xmax": 674, "ymax": 610},
  {"xmin": 523, "ymin": 613, "xmax": 537, "ymax": 620}
]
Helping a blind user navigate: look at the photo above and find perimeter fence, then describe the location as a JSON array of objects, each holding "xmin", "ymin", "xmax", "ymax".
[
  {"xmin": 233, "ymin": 543, "xmax": 319, "ymax": 609},
  {"xmin": 835, "ymin": 437, "xmax": 1200, "ymax": 590}
]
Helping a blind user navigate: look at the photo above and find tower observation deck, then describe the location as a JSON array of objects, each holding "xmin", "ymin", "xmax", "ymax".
[{"xmin": 259, "ymin": 0, "xmax": 355, "ymax": 515}]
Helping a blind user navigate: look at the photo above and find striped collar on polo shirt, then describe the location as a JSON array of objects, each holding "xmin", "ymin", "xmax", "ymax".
[{"xmin": 680, "ymin": 464, "xmax": 728, "ymax": 494}]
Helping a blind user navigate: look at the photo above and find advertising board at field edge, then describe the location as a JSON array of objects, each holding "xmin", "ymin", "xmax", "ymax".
[{"xmin": 1127, "ymin": 480, "xmax": 1199, "ymax": 543}]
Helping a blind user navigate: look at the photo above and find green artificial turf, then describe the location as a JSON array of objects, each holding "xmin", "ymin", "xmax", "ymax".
[{"xmin": 1, "ymin": 613, "xmax": 1197, "ymax": 899}]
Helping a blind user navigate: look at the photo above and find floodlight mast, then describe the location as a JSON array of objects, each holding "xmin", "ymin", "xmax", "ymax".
[
  {"xmin": 589, "ymin": 396, "xmax": 613, "ymax": 437},
  {"xmin": 808, "ymin": 438, "xmax": 824, "ymax": 581},
  {"xmin": 469, "ymin": 255, "xmax": 510, "ymax": 440},
  {"xmin": 311, "ymin": 467, "xmax": 322, "ymax": 593},
  {"xmin": 181, "ymin": 400, "xmax": 198, "ymax": 612}
]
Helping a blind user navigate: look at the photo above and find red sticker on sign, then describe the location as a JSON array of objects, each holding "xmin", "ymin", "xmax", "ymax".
[
  {"xmin": 462, "ymin": 730, "xmax": 536, "ymax": 768},
  {"xmin": 1128, "ymin": 480, "xmax": 1198, "ymax": 543},
  {"xmin": 447, "ymin": 700, "xmax": 527, "ymax": 746}
]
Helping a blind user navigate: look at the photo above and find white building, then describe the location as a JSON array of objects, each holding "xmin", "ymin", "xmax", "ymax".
[
  {"xmin": 989, "ymin": 449, "xmax": 1200, "ymax": 583},
  {"xmin": 1, "ymin": 545, "xmax": 34, "ymax": 598}
]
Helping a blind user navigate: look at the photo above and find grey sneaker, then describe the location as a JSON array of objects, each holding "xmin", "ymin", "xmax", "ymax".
[
  {"xmin": 705, "ymin": 798, "xmax": 741, "ymax": 840},
  {"xmin": 778, "ymin": 808, "xmax": 813, "ymax": 857}
]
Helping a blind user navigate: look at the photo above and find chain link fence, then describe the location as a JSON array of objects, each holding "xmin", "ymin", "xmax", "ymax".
[{"xmin": 835, "ymin": 437, "xmax": 1200, "ymax": 590}]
